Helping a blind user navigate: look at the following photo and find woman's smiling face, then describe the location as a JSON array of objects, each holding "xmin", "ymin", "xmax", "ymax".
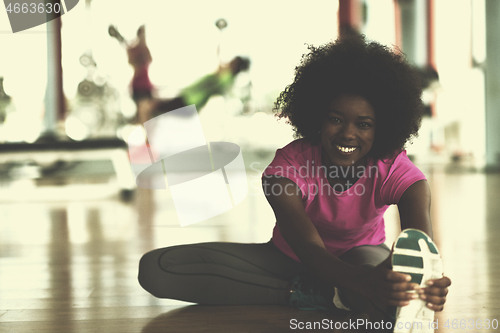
[{"xmin": 321, "ymin": 94, "xmax": 376, "ymax": 169}]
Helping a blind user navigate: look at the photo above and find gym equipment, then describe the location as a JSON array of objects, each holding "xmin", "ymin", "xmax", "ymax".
[
  {"xmin": 65, "ymin": 52, "xmax": 125, "ymax": 140},
  {"xmin": 0, "ymin": 1, "xmax": 136, "ymax": 200},
  {"xmin": 0, "ymin": 77, "xmax": 14, "ymax": 124}
]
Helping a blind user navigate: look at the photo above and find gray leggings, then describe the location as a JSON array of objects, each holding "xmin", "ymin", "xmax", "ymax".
[{"xmin": 138, "ymin": 240, "xmax": 390, "ymax": 308}]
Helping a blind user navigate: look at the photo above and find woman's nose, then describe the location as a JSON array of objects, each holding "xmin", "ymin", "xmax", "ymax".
[{"xmin": 340, "ymin": 123, "xmax": 356, "ymax": 140}]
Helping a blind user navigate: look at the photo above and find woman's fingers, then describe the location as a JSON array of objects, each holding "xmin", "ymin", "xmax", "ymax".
[
  {"xmin": 385, "ymin": 270, "xmax": 412, "ymax": 282},
  {"xmin": 371, "ymin": 265, "xmax": 452, "ymax": 309},
  {"xmin": 377, "ymin": 278, "xmax": 420, "ymax": 306},
  {"xmin": 419, "ymin": 286, "xmax": 449, "ymax": 297},
  {"xmin": 406, "ymin": 276, "xmax": 451, "ymax": 311},
  {"xmin": 427, "ymin": 276, "xmax": 452, "ymax": 288},
  {"xmin": 375, "ymin": 271, "xmax": 452, "ymax": 310},
  {"xmin": 426, "ymin": 302, "xmax": 445, "ymax": 312}
]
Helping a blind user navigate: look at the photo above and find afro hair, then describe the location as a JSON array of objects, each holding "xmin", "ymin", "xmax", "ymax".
[{"xmin": 273, "ymin": 33, "xmax": 424, "ymax": 160}]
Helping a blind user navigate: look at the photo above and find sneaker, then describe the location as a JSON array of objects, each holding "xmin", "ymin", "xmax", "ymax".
[
  {"xmin": 288, "ymin": 274, "xmax": 335, "ymax": 311},
  {"xmin": 391, "ymin": 229, "xmax": 443, "ymax": 333}
]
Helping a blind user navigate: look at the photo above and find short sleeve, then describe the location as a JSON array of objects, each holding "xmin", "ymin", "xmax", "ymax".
[
  {"xmin": 380, "ymin": 150, "xmax": 427, "ymax": 205},
  {"xmin": 262, "ymin": 149, "xmax": 309, "ymax": 200}
]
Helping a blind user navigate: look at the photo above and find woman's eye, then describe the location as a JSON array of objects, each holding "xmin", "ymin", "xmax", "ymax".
[
  {"xmin": 329, "ymin": 117, "xmax": 341, "ymax": 123},
  {"xmin": 359, "ymin": 122, "xmax": 372, "ymax": 128}
]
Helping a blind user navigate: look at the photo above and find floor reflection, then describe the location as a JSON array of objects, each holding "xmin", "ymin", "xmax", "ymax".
[
  {"xmin": 0, "ymin": 164, "xmax": 498, "ymax": 332},
  {"xmin": 48, "ymin": 208, "xmax": 75, "ymax": 331},
  {"xmin": 141, "ymin": 305, "xmax": 362, "ymax": 333}
]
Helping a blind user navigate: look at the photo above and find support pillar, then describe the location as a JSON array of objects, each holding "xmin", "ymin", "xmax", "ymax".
[
  {"xmin": 485, "ymin": 0, "xmax": 500, "ymax": 170},
  {"xmin": 338, "ymin": 0, "xmax": 362, "ymax": 37},
  {"xmin": 398, "ymin": 0, "xmax": 427, "ymax": 67},
  {"xmin": 42, "ymin": 3, "xmax": 64, "ymax": 139}
]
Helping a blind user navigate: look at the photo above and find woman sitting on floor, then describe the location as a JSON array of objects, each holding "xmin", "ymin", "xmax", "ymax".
[{"xmin": 137, "ymin": 32, "xmax": 451, "ymax": 332}]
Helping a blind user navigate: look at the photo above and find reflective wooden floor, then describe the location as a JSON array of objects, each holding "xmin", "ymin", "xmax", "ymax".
[{"xmin": 0, "ymin": 154, "xmax": 499, "ymax": 332}]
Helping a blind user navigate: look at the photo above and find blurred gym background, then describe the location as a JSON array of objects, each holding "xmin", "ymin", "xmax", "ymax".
[
  {"xmin": 0, "ymin": 1, "xmax": 499, "ymax": 332},
  {"xmin": 1, "ymin": 0, "xmax": 498, "ymax": 171}
]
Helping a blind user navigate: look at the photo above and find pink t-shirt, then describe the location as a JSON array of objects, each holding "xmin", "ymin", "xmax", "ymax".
[{"xmin": 262, "ymin": 139, "xmax": 426, "ymax": 262}]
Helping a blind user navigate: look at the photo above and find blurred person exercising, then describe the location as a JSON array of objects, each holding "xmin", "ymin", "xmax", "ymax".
[
  {"xmin": 151, "ymin": 55, "xmax": 250, "ymax": 118},
  {"xmin": 109, "ymin": 25, "xmax": 249, "ymax": 122},
  {"xmin": 109, "ymin": 24, "xmax": 154, "ymax": 123}
]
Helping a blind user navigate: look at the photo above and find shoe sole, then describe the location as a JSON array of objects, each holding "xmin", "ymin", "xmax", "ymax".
[{"xmin": 392, "ymin": 229, "xmax": 443, "ymax": 333}]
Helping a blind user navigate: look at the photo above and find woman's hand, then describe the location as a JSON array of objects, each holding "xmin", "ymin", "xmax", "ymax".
[
  {"xmin": 417, "ymin": 275, "xmax": 451, "ymax": 311},
  {"xmin": 360, "ymin": 255, "xmax": 420, "ymax": 308},
  {"xmin": 360, "ymin": 255, "xmax": 451, "ymax": 311}
]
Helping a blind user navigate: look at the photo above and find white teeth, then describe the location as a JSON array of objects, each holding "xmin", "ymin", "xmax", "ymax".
[{"xmin": 336, "ymin": 145, "xmax": 357, "ymax": 153}]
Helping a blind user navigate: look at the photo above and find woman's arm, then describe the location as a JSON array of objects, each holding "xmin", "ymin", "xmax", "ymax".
[
  {"xmin": 263, "ymin": 176, "xmax": 363, "ymax": 290},
  {"xmin": 397, "ymin": 179, "xmax": 433, "ymax": 236},
  {"xmin": 263, "ymin": 176, "xmax": 415, "ymax": 306},
  {"xmin": 397, "ymin": 179, "xmax": 451, "ymax": 311}
]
